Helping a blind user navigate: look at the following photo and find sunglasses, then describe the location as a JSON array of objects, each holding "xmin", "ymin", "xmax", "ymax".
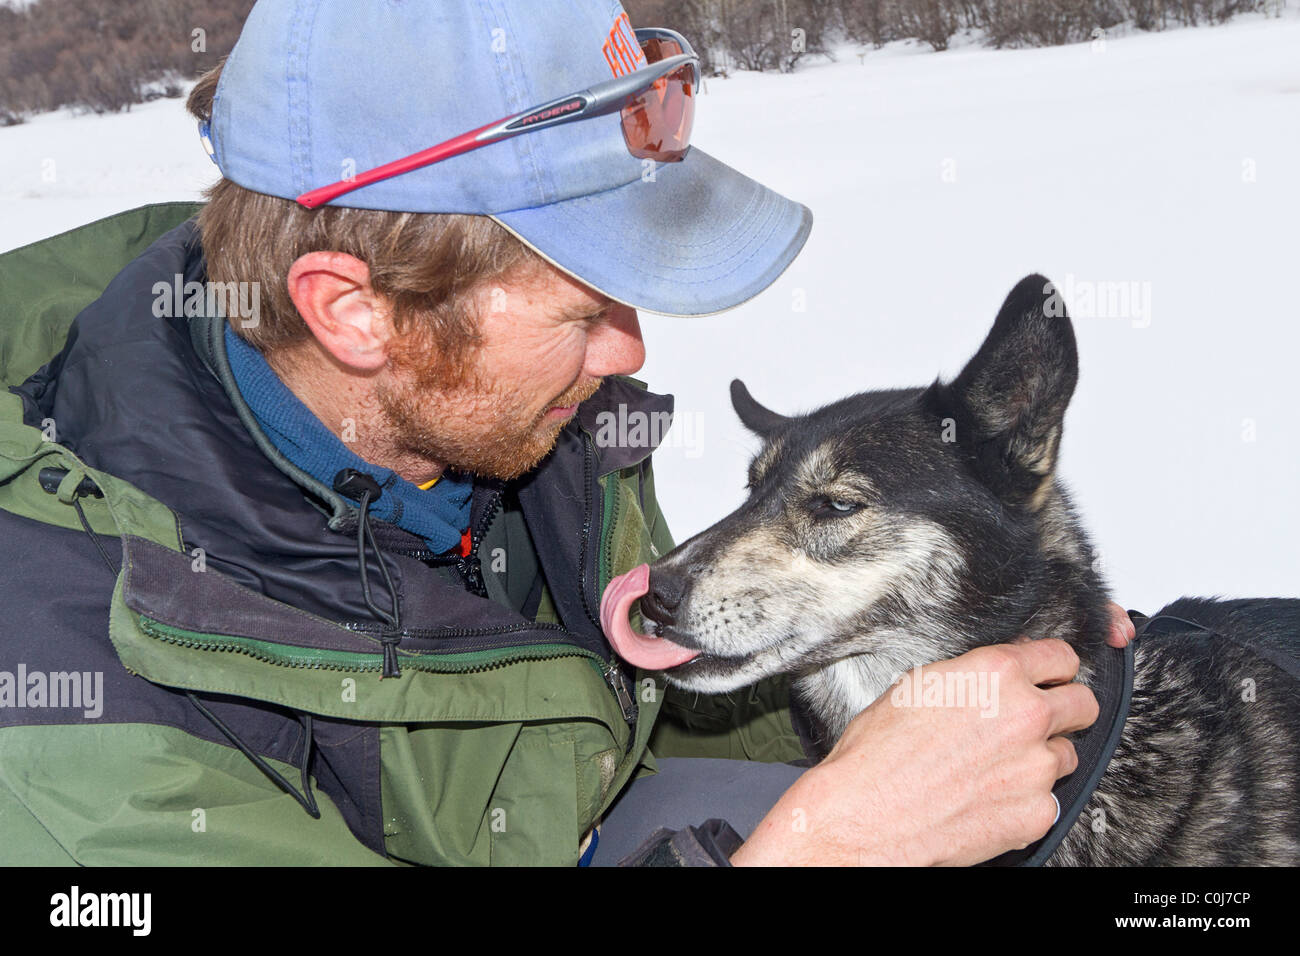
[{"xmin": 290, "ymin": 27, "xmax": 699, "ymax": 210}]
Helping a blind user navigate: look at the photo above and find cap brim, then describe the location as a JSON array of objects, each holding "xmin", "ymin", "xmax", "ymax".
[{"xmin": 490, "ymin": 147, "xmax": 812, "ymax": 317}]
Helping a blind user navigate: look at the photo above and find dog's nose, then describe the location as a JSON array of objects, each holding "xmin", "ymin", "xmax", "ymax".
[{"xmin": 640, "ymin": 570, "xmax": 686, "ymax": 627}]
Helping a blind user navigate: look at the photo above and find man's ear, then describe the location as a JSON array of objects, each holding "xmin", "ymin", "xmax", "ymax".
[
  {"xmin": 933, "ymin": 274, "xmax": 1079, "ymax": 511},
  {"xmin": 730, "ymin": 379, "xmax": 789, "ymax": 435},
  {"xmin": 286, "ymin": 252, "xmax": 392, "ymax": 372}
]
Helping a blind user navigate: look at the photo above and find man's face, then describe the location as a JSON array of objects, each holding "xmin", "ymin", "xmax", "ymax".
[{"xmin": 377, "ymin": 263, "xmax": 646, "ymax": 480}]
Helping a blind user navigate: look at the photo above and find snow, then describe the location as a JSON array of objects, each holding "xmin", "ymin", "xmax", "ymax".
[
  {"xmin": 2, "ymin": 13, "xmax": 1297, "ymax": 609},
  {"xmin": 0, "ymin": 94, "xmax": 213, "ymax": 247}
]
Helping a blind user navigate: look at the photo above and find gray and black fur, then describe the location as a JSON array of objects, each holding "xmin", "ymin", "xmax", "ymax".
[{"xmin": 643, "ymin": 275, "xmax": 1300, "ymax": 866}]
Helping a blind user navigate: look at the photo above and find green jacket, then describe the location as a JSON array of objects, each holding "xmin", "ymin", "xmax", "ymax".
[{"xmin": 0, "ymin": 203, "xmax": 803, "ymax": 865}]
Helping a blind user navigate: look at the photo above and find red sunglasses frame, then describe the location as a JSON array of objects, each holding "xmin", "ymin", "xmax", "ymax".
[{"xmin": 290, "ymin": 27, "xmax": 699, "ymax": 210}]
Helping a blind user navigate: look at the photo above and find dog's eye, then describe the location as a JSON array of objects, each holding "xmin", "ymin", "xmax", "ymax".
[{"xmin": 810, "ymin": 497, "xmax": 859, "ymax": 519}]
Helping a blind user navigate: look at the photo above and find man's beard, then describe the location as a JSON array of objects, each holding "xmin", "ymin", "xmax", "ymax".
[{"xmin": 376, "ymin": 362, "xmax": 603, "ymax": 481}]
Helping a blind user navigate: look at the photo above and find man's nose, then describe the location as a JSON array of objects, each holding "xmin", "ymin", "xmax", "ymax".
[{"xmin": 584, "ymin": 303, "xmax": 645, "ymax": 379}]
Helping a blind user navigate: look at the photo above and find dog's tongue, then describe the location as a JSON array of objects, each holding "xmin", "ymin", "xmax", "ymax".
[{"xmin": 600, "ymin": 564, "xmax": 701, "ymax": 670}]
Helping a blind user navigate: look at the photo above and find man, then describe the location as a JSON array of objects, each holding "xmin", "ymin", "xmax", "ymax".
[{"xmin": 0, "ymin": 0, "xmax": 1132, "ymax": 866}]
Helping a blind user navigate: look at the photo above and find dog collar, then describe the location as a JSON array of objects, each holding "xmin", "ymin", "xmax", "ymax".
[{"xmin": 986, "ymin": 615, "xmax": 1138, "ymax": 867}]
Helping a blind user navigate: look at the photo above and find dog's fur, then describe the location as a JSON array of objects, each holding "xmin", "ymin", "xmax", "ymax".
[{"xmin": 643, "ymin": 275, "xmax": 1300, "ymax": 865}]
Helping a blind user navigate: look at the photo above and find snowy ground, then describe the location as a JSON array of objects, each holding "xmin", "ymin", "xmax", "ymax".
[{"xmin": 2, "ymin": 13, "xmax": 1298, "ymax": 609}]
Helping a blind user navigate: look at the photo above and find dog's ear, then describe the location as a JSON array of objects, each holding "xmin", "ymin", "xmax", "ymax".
[
  {"xmin": 730, "ymin": 379, "xmax": 788, "ymax": 435},
  {"xmin": 943, "ymin": 274, "xmax": 1079, "ymax": 511}
]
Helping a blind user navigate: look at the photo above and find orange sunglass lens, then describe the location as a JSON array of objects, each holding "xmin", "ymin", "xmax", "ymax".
[
  {"xmin": 640, "ymin": 37, "xmax": 684, "ymax": 62},
  {"xmin": 622, "ymin": 39, "xmax": 694, "ymax": 162}
]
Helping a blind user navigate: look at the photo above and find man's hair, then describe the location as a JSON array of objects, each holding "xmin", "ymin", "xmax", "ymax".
[{"xmin": 186, "ymin": 61, "xmax": 544, "ymax": 384}]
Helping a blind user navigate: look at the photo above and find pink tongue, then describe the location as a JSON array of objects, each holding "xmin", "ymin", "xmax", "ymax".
[{"xmin": 599, "ymin": 564, "xmax": 701, "ymax": 670}]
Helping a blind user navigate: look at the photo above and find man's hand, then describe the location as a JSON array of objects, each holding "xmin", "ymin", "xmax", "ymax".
[{"xmin": 730, "ymin": 639, "xmax": 1099, "ymax": 866}]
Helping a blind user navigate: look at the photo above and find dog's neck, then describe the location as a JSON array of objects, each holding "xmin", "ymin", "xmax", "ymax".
[
  {"xmin": 950, "ymin": 482, "xmax": 1116, "ymax": 688},
  {"xmin": 1012, "ymin": 482, "xmax": 1114, "ymax": 658}
]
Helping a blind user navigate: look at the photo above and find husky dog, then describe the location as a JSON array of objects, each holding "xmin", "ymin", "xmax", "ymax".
[{"xmin": 639, "ymin": 275, "xmax": 1300, "ymax": 866}]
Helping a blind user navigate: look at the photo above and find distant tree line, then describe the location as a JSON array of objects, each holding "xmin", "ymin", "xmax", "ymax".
[
  {"xmin": 0, "ymin": 0, "xmax": 253, "ymax": 124},
  {"xmin": 626, "ymin": 0, "xmax": 1280, "ymax": 63},
  {"xmin": 0, "ymin": 0, "xmax": 1283, "ymax": 124}
]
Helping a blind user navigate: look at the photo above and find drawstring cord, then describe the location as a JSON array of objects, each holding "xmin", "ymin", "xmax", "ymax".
[
  {"xmin": 187, "ymin": 693, "xmax": 321, "ymax": 819},
  {"xmin": 333, "ymin": 468, "xmax": 404, "ymax": 678},
  {"xmin": 38, "ymin": 465, "xmax": 323, "ymax": 819},
  {"xmin": 38, "ymin": 467, "xmax": 118, "ymax": 573}
]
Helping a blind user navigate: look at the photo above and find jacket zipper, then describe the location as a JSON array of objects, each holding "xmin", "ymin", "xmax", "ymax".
[
  {"xmin": 578, "ymin": 430, "xmax": 639, "ymax": 738},
  {"xmin": 458, "ymin": 488, "xmax": 503, "ymax": 597},
  {"xmin": 139, "ymin": 615, "xmax": 600, "ymax": 675}
]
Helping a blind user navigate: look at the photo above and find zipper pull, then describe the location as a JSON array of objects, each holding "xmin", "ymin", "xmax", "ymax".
[
  {"xmin": 454, "ymin": 523, "xmax": 487, "ymax": 596},
  {"xmin": 460, "ymin": 554, "xmax": 487, "ymax": 597},
  {"xmin": 380, "ymin": 633, "xmax": 402, "ymax": 679},
  {"xmin": 457, "ymin": 490, "xmax": 502, "ymax": 598},
  {"xmin": 604, "ymin": 660, "xmax": 638, "ymax": 725}
]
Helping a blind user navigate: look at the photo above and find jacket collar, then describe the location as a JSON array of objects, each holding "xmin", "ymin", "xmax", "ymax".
[{"xmin": 577, "ymin": 378, "xmax": 675, "ymax": 477}]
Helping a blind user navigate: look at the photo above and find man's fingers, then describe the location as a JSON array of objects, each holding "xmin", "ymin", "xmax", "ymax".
[
  {"xmin": 1042, "ymin": 680, "xmax": 1101, "ymax": 737},
  {"xmin": 1046, "ymin": 734, "xmax": 1079, "ymax": 780},
  {"xmin": 1010, "ymin": 637, "xmax": 1081, "ymax": 687},
  {"xmin": 1106, "ymin": 601, "xmax": 1136, "ymax": 648}
]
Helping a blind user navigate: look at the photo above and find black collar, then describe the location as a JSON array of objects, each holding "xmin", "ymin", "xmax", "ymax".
[{"xmin": 988, "ymin": 621, "xmax": 1137, "ymax": 867}]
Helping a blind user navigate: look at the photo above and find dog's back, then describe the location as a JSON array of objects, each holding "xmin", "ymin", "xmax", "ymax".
[{"xmin": 1054, "ymin": 597, "xmax": 1300, "ymax": 865}]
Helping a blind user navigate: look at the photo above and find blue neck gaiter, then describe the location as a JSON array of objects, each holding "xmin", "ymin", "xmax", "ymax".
[{"xmin": 224, "ymin": 324, "xmax": 473, "ymax": 554}]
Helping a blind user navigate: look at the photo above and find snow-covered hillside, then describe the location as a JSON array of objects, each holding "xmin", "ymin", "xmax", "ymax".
[{"xmin": 2, "ymin": 13, "xmax": 1297, "ymax": 609}]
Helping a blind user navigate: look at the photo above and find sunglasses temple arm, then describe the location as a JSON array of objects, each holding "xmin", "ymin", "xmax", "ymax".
[
  {"xmin": 295, "ymin": 82, "xmax": 622, "ymax": 209},
  {"xmin": 295, "ymin": 116, "xmax": 514, "ymax": 208}
]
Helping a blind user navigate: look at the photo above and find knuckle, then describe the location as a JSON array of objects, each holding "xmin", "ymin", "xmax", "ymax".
[
  {"xmin": 1060, "ymin": 739, "xmax": 1079, "ymax": 775},
  {"xmin": 977, "ymin": 645, "xmax": 1019, "ymax": 678},
  {"xmin": 1016, "ymin": 695, "xmax": 1052, "ymax": 737},
  {"xmin": 1048, "ymin": 638, "xmax": 1079, "ymax": 672},
  {"xmin": 1045, "ymin": 737, "xmax": 1077, "ymax": 777},
  {"xmin": 1032, "ymin": 795, "xmax": 1059, "ymax": 836},
  {"xmin": 1080, "ymin": 686, "xmax": 1101, "ymax": 725},
  {"xmin": 1012, "ymin": 794, "xmax": 1058, "ymax": 846},
  {"xmin": 1059, "ymin": 683, "xmax": 1099, "ymax": 730}
]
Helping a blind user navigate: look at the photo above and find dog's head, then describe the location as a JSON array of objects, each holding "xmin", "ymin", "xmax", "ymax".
[{"xmin": 637, "ymin": 275, "xmax": 1105, "ymax": 697}]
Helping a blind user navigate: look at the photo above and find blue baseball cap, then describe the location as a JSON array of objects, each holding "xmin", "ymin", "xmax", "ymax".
[{"xmin": 206, "ymin": 0, "xmax": 812, "ymax": 316}]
